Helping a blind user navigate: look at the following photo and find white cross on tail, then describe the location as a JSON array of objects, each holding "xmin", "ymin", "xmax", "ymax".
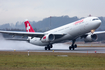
[{"xmin": 27, "ymin": 24, "xmax": 30, "ymax": 32}]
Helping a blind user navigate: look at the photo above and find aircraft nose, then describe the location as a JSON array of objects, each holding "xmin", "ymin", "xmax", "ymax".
[
  {"xmin": 92, "ymin": 19, "xmax": 102, "ymax": 29},
  {"xmin": 98, "ymin": 20, "xmax": 101, "ymax": 25}
]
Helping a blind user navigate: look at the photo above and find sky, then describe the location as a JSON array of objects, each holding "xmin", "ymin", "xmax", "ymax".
[{"xmin": 0, "ymin": 0, "xmax": 105, "ymax": 25}]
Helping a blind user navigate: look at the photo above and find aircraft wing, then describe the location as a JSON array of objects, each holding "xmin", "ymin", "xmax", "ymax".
[
  {"xmin": 86, "ymin": 31, "xmax": 105, "ymax": 35},
  {"xmin": 0, "ymin": 30, "xmax": 45, "ymax": 38},
  {"xmin": 0, "ymin": 30, "xmax": 65, "ymax": 39},
  {"xmin": 93, "ymin": 31, "xmax": 105, "ymax": 34}
]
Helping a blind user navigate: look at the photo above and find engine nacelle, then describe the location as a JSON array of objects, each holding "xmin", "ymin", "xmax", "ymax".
[
  {"xmin": 27, "ymin": 37, "xmax": 32, "ymax": 43},
  {"xmin": 84, "ymin": 34, "xmax": 98, "ymax": 42},
  {"xmin": 41, "ymin": 34, "xmax": 55, "ymax": 43}
]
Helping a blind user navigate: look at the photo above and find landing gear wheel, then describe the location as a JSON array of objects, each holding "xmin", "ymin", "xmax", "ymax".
[
  {"xmin": 50, "ymin": 45, "xmax": 53, "ymax": 48},
  {"xmin": 69, "ymin": 46, "xmax": 75, "ymax": 50},
  {"xmin": 48, "ymin": 47, "xmax": 50, "ymax": 50},
  {"xmin": 45, "ymin": 44, "xmax": 53, "ymax": 50},
  {"xmin": 45, "ymin": 47, "xmax": 47, "ymax": 50},
  {"xmin": 73, "ymin": 47, "xmax": 75, "ymax": 50},
  {"xmin": 74, "ymin": 44, "xmax": 77, "ymax": 48},
  {"xmin": 69, "ymin": 47, "xmax": 71, "ymax": 50}
]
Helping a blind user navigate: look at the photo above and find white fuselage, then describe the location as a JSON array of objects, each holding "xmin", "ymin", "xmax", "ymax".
[{"xmin": 29, "ymin": 17, "xmax": 101, "ymax": 46}]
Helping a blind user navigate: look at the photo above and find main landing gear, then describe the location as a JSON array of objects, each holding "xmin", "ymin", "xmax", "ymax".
[
  {"xmin": 45, "ymin": 44, "xmax": 53, "ymax": 50},
  {"xmin": 69, "ymin": 39, "xmax": 77, "ymax": 50}
]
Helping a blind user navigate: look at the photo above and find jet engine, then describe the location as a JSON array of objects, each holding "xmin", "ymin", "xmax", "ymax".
[
  {"xmin": 27, "ymin": 37, "xmax": 32, "ymax": 43},
  {"xmin": 41, "ymin": 34, "xmax": 55, "ymax": 43},
  {"xmin": 84, "ymin": 34, "xmax": 98, "ymax": 42}
]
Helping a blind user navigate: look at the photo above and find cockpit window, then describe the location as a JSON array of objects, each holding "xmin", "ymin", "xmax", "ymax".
[{"xmin": 92, "ymin": 18, "xmax": 99, "ymax": 21}]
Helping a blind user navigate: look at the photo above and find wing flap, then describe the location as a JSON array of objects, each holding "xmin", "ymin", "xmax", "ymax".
[{"xmin": 5, "ymin": 38, "xmax": 28, "ymax": 41}]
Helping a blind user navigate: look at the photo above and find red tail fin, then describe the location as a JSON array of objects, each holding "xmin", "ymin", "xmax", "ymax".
[{"xmin": 24, "ymin": 20, "xmax": 35, "ymax": 32}]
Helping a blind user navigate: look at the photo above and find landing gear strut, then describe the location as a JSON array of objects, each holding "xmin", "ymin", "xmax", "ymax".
[
  {"xmin": 45, "ymin": 44, "xmax": 53, "ymax": 50},
  {"xmin": 69, "ymin": 39, "xmax": 77, "ymax": 50}
]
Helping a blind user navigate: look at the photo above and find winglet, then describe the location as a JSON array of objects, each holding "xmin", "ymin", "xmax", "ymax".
[{"xmin": 24, "ymin": 20, "xmax": 35, "ymax": 32}]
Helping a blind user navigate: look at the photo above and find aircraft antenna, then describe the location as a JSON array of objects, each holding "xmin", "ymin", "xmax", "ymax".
[{"xmin": 89, "ymin": 14, "xmax": 91, "ymax": 17}]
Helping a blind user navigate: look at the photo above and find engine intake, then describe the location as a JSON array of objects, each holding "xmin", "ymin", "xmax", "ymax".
[
  {"xmin": 84, "ymin": 34, "xmax": 98, "ymax": 42},
  {"xmin": 41, "ymin": 34, "xmax": 55, "ymax": 43}
]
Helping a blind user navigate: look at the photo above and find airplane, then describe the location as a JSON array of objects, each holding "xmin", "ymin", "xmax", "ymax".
[{"xmin": 0, "ymin": 16, "xmax": 105, "ymax": 50}]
